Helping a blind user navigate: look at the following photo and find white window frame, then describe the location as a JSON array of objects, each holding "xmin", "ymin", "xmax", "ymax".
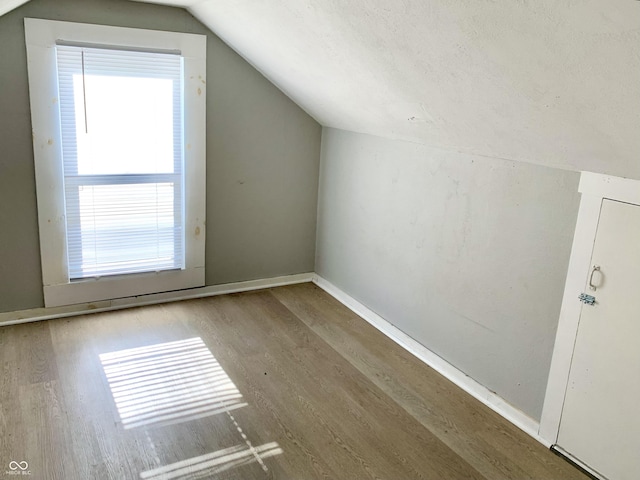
[{"xmin": 25, "ymin": 18, "xmax": 206, "ymax": 308}]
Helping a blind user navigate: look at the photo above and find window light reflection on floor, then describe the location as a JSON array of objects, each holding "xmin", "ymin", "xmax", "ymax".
[
  {"xmin": 100, "ymin": 337, "xmax": 248, "ymax": 429},
  {"xmin": 139, "ymin": 442, "xmax": 283, "ymax": 480}
]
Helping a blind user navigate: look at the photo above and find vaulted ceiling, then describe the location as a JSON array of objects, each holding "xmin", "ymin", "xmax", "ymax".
[{"xmin": 3, "ymin": 0, "xmax": 640, "ymax": 177}]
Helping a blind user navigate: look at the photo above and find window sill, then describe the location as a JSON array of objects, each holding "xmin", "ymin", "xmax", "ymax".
[{"xmin": 44, "ymin": 267, "xmax": 204, "ymax": 308}]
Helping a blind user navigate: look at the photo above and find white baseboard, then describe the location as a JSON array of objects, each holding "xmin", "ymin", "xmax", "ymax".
[
  {"xmin": 0, "ymin": 273, "xmax": 314, "ymax": 326},
  {"xmin": 312, "ymin": 274, "xmax": 549, "ymax": 447}
]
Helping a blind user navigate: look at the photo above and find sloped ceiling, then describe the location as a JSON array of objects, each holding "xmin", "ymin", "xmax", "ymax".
[
  {"xmin": 4, "ymin": 0, "xmax": 640, "ymax": 177},
  {"xmin": 0, "ymin": 0, "xmax": 29, "ymax": 16}
]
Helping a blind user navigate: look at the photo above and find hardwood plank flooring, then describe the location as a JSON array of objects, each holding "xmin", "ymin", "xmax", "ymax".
[{"xmin": 0, "ymin": 283, "xmax": 588, "ymax": 479}]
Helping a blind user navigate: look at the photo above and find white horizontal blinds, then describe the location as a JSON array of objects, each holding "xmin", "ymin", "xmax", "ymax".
[{"xmin": 56, "ymin": 45, "xmax": 184, "ymax": 280}]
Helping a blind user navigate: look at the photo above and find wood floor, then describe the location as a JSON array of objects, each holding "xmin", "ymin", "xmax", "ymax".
[{"xmin": 0, "ymin": 283, "xmax": 587, "ymax": 480}]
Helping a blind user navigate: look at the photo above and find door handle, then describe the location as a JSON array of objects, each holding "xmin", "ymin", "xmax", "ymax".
[{"xmin": 589, "ymin": 265, "xmax": 600, "ymax": 291}]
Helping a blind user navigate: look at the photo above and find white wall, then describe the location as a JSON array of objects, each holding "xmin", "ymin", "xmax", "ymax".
[{"xmin": 316, "ymin": 128, "xmax": 581, "ymax": 420}]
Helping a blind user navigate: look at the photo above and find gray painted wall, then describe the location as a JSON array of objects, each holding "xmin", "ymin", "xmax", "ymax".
[
  {"xmin": 0, "ymin": 0, "xmax": 321, "ymax": 313},
  {"xmin": 316, "ymin": 128, "xmax": 580, "ymax": 420}
]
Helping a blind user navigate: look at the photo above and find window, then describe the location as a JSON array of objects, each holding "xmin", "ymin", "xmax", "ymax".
[
  {"xmin": 25, "ymin": 19, "xmax": 206, "ymax": 307},
  {"xmin": 57, "ymin": 45, "xmax": 185, "ymax": 279}
]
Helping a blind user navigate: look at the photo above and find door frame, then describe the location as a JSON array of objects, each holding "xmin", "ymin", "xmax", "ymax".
[{"xmin": 539, "ymin": 171, "xmax": 640, "ymax": 444}]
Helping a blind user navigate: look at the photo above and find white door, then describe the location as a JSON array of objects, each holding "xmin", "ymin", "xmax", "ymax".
[{"xmin": 558, "ymin": 199, "xmax": 640, "ymax": 480}]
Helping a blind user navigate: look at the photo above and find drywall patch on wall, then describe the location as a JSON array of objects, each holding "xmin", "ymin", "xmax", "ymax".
[{"xmin": 316, "ymin": 128, "xmax": 580, "ymax": 420}]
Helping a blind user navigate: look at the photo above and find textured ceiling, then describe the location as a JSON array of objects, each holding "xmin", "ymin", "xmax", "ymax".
[
  {"xmin": 185, "ymin": 0, "xmax": 640, "ymax": 177},
  {"xmin": 4, "ymin": 0, "xmax": 640, "ymax": 177}
]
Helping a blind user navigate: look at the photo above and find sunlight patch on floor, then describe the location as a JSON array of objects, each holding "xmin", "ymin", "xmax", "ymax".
[
  {"xmin": 100, "ymin": 337, "xmax": 247, "ymax": 429},
  {"xmin": 139, "ymin": 442, "xmax": 283, "ymax": 480}
]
